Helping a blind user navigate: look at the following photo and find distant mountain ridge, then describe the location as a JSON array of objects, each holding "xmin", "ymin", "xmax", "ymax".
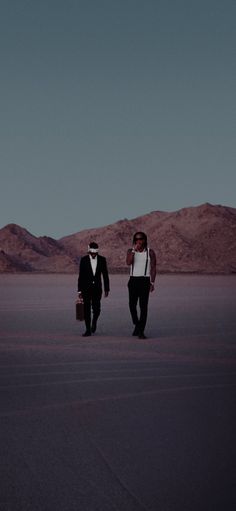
[
  {"xmin": 0, "ymin": 223, "xmax": 77, "ymax": 273},
  {"xmin": 0, "ymin": 203, "xmax": 236, "ymax": 274}
]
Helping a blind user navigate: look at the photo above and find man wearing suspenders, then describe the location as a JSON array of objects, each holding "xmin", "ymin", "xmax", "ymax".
[{"xmin": 126, "ymin": 232, "xmax": 157, "ymax": 339}]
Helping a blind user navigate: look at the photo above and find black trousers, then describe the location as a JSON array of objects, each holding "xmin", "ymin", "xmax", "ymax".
[
  {"xmin": 128, "ymin": 277, "xmax": 150, "ymax": 332},
  {"xmin": 82, "ymin": 287, "xmax": 102, "ymax": 332}
]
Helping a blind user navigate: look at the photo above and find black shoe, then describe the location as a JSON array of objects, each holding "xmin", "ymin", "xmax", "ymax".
[
  {"xmin": 82, "ymin": 331, "xmax": 91, "ymax": 337},
  {"xmin": 132, "ymin": 325, "xmax": 140, "ymax": 336},
  {"xmin": 138, "ymin": 332, "xmax": 146, "ymax": 339},
  {"xmin": 91, "ymin": 320, "xmax": 97, "ymax": 333}
]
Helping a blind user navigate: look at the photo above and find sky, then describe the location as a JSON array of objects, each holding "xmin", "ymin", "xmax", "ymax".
[{"xmin": 0, "ymin": 0, "xmax": 235, "ymax": 238}]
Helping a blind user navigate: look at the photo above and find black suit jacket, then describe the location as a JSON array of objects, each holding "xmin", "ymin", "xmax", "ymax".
[{"xmin": 78, "ymin": 255, "xmax": 110, "ymax": 294}]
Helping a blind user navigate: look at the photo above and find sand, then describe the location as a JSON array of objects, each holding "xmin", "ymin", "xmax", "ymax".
[{"xmin": 0, "ymin": 274, "xmax": 236, "ymax": 510}]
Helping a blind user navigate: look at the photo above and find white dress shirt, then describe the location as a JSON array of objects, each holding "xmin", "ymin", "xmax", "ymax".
[{"xmin": 89, "ymin": 255, "xmax": 98, "ymax": 276}]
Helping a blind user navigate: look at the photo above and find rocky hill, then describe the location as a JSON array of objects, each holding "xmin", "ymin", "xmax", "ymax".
[
  {"xmin": 0, "ymin": 224, "xmax": 77, "ymax": 273},
  {"xmin": 0, "ymin": 203, "xmax": 236, "ymax": 273}
]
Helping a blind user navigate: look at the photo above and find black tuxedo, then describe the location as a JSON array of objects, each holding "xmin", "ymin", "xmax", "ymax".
[{"xmin": 78, "ymin": 254, "xmax": 110, "ymax": 332}]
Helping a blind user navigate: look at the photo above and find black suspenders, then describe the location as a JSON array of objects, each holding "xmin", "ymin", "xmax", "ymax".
[
  {"xmin": 144, "ymin": 249, "xmax": 149, "ymax": 276},
  {"xmin": 131, "ymin": 249, "xmax": 149, "ymax": 276}
]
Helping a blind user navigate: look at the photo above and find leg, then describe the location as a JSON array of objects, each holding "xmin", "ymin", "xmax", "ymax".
[
  {"xmin": 138, "ymin": 279, "xmax": 150, "ymax": 335},
  {"xmin": 82, "ymin": 293, "xmax": 92, "ymax": 334},
  {"xmin": 91, "ymin": 290, "xmax": 102, "ymax": 332},
  {"xmin": 128, "ymin": 278, "xmax": 139, "ymax": 326}
]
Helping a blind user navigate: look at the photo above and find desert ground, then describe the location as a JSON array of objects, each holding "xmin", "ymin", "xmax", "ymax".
[{"xmin": 0, "ymin": 274, "xmax": 236, "ymax": 511}]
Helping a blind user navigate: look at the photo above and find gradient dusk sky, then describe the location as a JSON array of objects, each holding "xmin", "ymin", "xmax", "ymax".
[{"xmin": 1, "ymin": 0, "xmax": 235, "ymax": 238}]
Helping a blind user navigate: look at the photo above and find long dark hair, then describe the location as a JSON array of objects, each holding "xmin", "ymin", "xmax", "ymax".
[{"xmin": 132, "ymin": 231, "xmax": 147, "ymax": 249}]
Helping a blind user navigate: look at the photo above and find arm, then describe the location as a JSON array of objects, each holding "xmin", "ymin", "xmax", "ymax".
[
  {"xmin": 102, "ymin": 257, "xmax": 110, "ymax": 296},
  {"xmin": 77, "ymin": 257, "xmax": 84, "ymax": 293},
  {"xmin": 149, "ymin": 249, "xmax": 157, "ymax": 292},
  {"xmin": 126, "ymin": 248, "xmax": 135, "ymax": 266}
]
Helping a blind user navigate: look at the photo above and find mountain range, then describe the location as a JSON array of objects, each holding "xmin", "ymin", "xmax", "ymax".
[{"xmin": 0, "ymin": 203, "xmax": 236, "ymax": 274}]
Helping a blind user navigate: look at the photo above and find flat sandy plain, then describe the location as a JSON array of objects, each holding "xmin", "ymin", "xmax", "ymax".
[{"xmin": 0, "ymin": 274, "xmax": 236, "ymax": 511}]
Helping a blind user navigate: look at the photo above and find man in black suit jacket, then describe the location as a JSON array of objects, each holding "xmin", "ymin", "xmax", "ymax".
[{"xmin": 78, "ymin": 242, "xmax": 110, "ymax": 336}]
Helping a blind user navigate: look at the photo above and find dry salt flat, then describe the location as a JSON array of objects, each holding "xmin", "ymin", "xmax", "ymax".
[{"xmin": 0, "ymin": 274, "xmax": 236, "ymax": 511}]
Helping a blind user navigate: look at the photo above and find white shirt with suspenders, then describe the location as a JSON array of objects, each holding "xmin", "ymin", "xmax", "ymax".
[{"xmin": 130, "ymin": 249, "xmax": 150, "ymax": 277}]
